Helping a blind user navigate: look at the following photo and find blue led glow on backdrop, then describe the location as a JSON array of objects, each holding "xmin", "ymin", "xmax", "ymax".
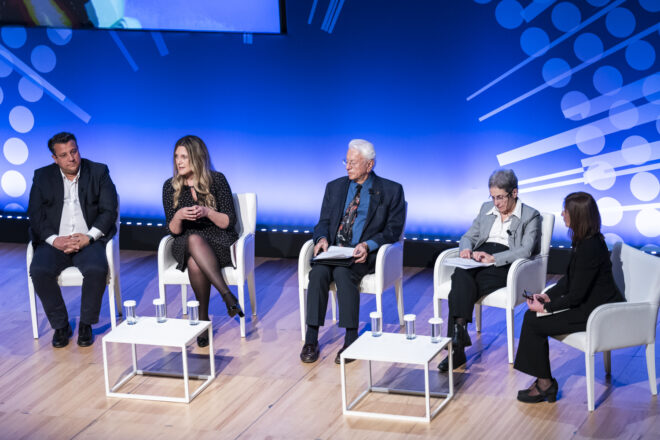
[{"xmin": 0, "ymin": 0, "xmax": 658, "ymax": 251}]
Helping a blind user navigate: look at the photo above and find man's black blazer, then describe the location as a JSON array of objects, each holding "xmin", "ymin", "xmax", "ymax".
[
  {"xmin": 28, "ymin": 159, "xmax": 118, "ymax": 246},
  {"xmin": 312, "ymin": 172, "xmax": 406, "ymax": 258}
]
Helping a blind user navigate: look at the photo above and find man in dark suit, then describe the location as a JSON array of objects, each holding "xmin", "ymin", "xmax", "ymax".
[
  {"xmin": 28, "ymin": 132, "xmax": 118, "ymax": 348},
  {"xmin": 300, "ymin": 139, "xmax": 406, "ymax": 364}
]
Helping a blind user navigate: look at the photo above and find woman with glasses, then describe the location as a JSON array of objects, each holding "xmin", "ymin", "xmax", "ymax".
[
  {"xmin": 438, "ymin": 169, "xmax": 542, "ymax": 372},
  {"xmin": 514, "ymin": 192, "xmax": 623, "ymax": 403},
  {"xmin": 162, "ymin": 135, "xmax": 244, "ymax": 347}
]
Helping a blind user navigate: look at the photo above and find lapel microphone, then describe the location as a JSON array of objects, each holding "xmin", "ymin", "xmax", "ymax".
[{"xmin": 507, "ymin": 229, "xmax": 512, "ymax": 236}]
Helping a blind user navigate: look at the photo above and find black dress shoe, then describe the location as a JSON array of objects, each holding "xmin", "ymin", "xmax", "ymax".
[
  {"xmin": 452, "ymin": 323, "xmax": 472, "ymax": 348},
  {"xmin": 52, "ymin": 324, "xmax": 72, "ymax": 348},
  {"xmin": 438, "ymin": 349, "xmax": 467, "ymax": 372},
  {"xmin": 222, "ymin": 292, "xmax": 245, "ymax": 318},
  {"xmin": 77, "ymin": 323, "xmax": 93, "ymax": 347},
  {"xmin": 197, "ymin": 333, "xmax": 209, "ymax": 347},
  {"xmin": 300, "ymin": 342, "xmax": 320, "ymax": 363},
  {"xmin": 517, "ymin": 378, "xmax": 558, "ymax": 403},
  {"xmin": 334, "ymin": 346, "xmax": 356, "ymax": 365}
]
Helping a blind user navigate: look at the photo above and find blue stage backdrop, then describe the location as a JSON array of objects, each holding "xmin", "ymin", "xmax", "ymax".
[{"xmin": 0, "ymin": 1, "xmax": 658, "ymax": 251}]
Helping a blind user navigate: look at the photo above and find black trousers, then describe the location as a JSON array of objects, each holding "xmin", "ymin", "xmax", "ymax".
[
  {"xmin": 514, "ymin": 309, "xmax": 586, "ymax": 378},
  {"xmin": 306, "ymin": 261, "xmax": 371, "ymax": 329},
  {"xmin": 30, "ymin": 241, "xmax": 108, "ymax": 329},
  {"xmin": 447, "ymin": 242, "xmax": 510, "ymax": 337}
]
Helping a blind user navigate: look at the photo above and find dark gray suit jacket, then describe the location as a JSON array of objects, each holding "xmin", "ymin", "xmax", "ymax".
[
  {"xmin": 28, "ymin": 159, "xmax": 118, "ymax": 245},
  {"xmin": 459, "ymin": 200, "xmax": 541, "ymax": 267}
]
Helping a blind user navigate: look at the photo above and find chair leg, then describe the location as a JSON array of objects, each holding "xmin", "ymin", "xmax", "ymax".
[
  {"xmin": 330, "ymin": 288, "xmax": 337, "ymax": 322},
  {"xmin": 646, "ymin": 344, "xmax": 657, "ymax": 396},
  {"xmin": 238, "ymin": 282, "xmax": 246, "ymax": 338},
  {"xmin": 181, "ymin": 285, "xmax": 187, "ymax": 315},
  {"xmin": 247, "ymin": 271, "xmax": 257, "ymax": 316},
  {"xmin": 395, "ymin": 279, "xmax": 404, "ymax": 326},
  {"xmin": 28, "ymin": 277, "xmax": 39, "ymax": 339},
  {"xmin": 108, "ymin": 284, "xmax": 117, "ymax": 329},
  {"xmin": 299, "ymin": 286, "xmax": 306, "ymax": 341},
  {"xmin": 603, "ymin": 351, "xmax": 611, "ymax": 376},
  {"xmin": 114, "ymin": 275, "xmax": 123, "ymax": 317},
  {"xmin": 505, "ymin": 308, "xmax": 514, "ymax": 364},
  {"xmin": 586, "ymin": 353, "xmax": 595, "ymax": 411},
  {"xmin": 475, "ymin": 304, "xmax": 482, "ymax": 333}
]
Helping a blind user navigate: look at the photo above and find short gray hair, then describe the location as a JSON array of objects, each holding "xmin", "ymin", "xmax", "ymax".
[
  {"xmin": 348, "ymin": 139, "xmax": 376, "ymax": 161},
  {"xmin": 488, "ymin": 169, "xmax": 518, "ymax": 194}
]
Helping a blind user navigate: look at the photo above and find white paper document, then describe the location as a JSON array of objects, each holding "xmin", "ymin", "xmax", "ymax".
[
  {"xmin": 442, "ymin": 257, "xmax": 493, "ymax": 269},
  {"xmin": 313, "ymin": 246, "xmax": 355, "ymax": 260}
]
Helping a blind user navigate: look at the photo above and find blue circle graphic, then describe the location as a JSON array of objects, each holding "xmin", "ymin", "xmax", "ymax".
[
  {"xmin": 0, "ymin": 86, "xmax": 3, "ymax": 105},
  {"xmin": 47, "ymin": 28, "xmax": 73, "ymax": 46},
  {"xmin": 495, "ymin": 0, "xmax": 524, "ymax": 30},
  {"xmin": 561, "ymin": 90, "xmax": 590, "ymax": 120},
  {"xmin": 593, "ymin": 65, "xmax": 622, "ymax": 95},
  {"xmin": 606, "ymin": 8, "xmax": 636, "ymax": 38},
  {"xmin": 640, "ymin": 0, "xmax": 660, "ymax": 12},
  {"xmin": 18, "ymin": 77, "xmax": 43, "ymax": 103},
  {"xmin": 1, "ymin": 26, "xmax": 27, "ymax": 49},
  {"xmin": 0, "ymin": 58, "xmax": 11, "ymax": 78},
  {"xmin": 31, "ymin": 45, "xmax": 56, "ymax": 73},
  {"xmin": 552, "ymin": 2, "xmax": 581, "ymax": 33},
  {"xmin": 574, "ymin": 33, "xmax": 603, "ymax": 62},
  {"xmin": 543, "ymin": 58, "xmax": 572, "ymax": 88},
  {"xmin": 642, "ymin": 73, "xmax": 660, "ymax": 104},
  {"xmin": 520, "ymin": 27, "xmax": 549, "ymax": 56},
  {"xmin": 626, "ymin": 40, "xmax": 655, "ymax": 71}
]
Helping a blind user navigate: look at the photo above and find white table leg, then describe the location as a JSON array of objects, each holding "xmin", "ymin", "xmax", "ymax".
[
  {"xmin": 341, "ymin": 358, "xmax": 347, "ymax": 414},
  {"xmin": 424, "ymin": 362, "xmax": 431, "ymax": 422},
  {"xmin": 208, "ymin": 327, "xmax": 216, "ymax": 378},
  {"xmin": 103, "ymin": 339, "xmax": 110, "ymax": 395},
  {"xmin": 131, "ymin": 343, "xmax": 138, "ymax": 372},
  {"xmin": 368, "ymin": 360, "xmax": 373, "ymax": 389},
  {"xmin": 182, "ymin": 344, "xmax": 190, "ymax": 403}
]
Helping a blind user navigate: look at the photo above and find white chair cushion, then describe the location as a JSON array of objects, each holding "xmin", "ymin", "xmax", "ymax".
[
  {"xmin": 58, "ymin": 267, "xmax": 84, "ymax": 286},
  {"xmin": 359, "ymin": 274, "xmax": 375, "ymax": 293},
  {"xmin": 479, "ymin": 287, "xmax": 508, "ymax": 308},
  {"xmin": 435, "ymin": 281, "xmax": 451, "ymax": 300},
  {"xmin": 553, "ymin": 332, "xmax": 587, "ymax": 351}
]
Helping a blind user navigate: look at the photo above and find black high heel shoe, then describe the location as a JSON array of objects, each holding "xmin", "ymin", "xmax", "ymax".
[
  {"xmin": 221, "ymin": 292, "xmax": 245, "ymax": 318},
  {"xmin": 517, "ymin": 378, "xmax": 558, "ymax": 403},
  {"xmin": 197, "ymin": 333, "xmax": 209, "ymax": 347}
]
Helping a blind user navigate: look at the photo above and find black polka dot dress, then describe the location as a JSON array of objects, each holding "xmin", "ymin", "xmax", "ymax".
[{"xmin": 162, "ymin": 171, "xmax": 238, "ymax": 271}]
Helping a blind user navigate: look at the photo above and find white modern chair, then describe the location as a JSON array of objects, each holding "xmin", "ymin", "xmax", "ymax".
[
  {"xmin": 157, "ymin": 193, "xmax": 257, "ymax": 338},
  {"xmin": 298, "ymin": 205, "xmax": 407, "ymax": 341},
  {"xmin": 433, "ymin": 212, "xmax": 555, "ymax": 363},
  {"xmin": 551, "ymin": 242, "xmax": 660, "ymax": 411},
  {"xmin": 26, "ymin": 230, "xmax": 122, "ymax": 339}
]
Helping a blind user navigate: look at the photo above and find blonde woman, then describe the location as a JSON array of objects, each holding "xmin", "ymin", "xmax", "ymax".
[{"xmin": 162, "ymin": 135, "xmax": 243, "ymax": 346}]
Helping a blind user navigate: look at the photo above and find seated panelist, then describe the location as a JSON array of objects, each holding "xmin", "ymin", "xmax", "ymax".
[
  {"xmin": 514, "ymin": 192, "xmax": 624, "ymax": 403},
  {"xmin": 439, "ymin": 169, "xmax": 541, "ymax": 372},
  {"xmin": 162, "ymin": 135, "xmax": 243, "ymax": 347},
  {"xmin": 299, "ymin": 139, "xmax": 406, "ymax": 365}
]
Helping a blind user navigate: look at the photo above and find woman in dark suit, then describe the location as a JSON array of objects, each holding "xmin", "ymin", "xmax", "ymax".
[
  {"xmin": 439, "ymin": 169, "xmax": 541, "ymax": 372},
  {"xmin": 162, "ymin": 135, "xmax": 243, "ymax": 347},
  {"xmin": 514, "ymin": 191, "xmax": 624, "ymax": 403}
]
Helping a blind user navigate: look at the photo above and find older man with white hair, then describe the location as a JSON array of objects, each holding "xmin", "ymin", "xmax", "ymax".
[{"xmin": 300, "ymin": 139, "xmax": 406, "ymax": 364}]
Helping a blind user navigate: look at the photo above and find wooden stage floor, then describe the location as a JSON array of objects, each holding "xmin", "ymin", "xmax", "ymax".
[{"xmin": 0, "ymin": 243, "xmax": 658, "ymax": 439}]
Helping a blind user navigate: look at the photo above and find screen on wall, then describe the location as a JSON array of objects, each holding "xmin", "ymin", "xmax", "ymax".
[{"xmin": 0, "ymin": 0, "xmax": 283, "ymax": 33}]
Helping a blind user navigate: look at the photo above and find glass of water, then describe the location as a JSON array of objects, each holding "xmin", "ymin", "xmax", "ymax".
[
  {"xmin": 370, "ymin": 311, "xmax": 382, "ymax": 337},
  {"xmin": 123, "ymin": 300, "xmax": 137, "ymax": 325},
  {"xmin": 404, "ymin": 314, "xmax": 416, "ymax": 340},
  {"xmin": 153, "ymin": 298, "xmax": 166, "ymax": 323},
  {"xmin": 429, "ymin": 317, "xmax": 443, "ymax": 343},
  {"xmin": 187, "ymin": 300, "xmax": 200, "ymax": 325}
]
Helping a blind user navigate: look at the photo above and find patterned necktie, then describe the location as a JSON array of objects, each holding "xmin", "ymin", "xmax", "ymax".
[{"xmin": 336, "ymin": 184, "xmax": 362, "ymax": 247}]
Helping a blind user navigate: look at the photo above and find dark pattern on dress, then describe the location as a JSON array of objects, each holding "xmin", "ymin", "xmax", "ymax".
[{"xmin": 162, "ymin": 171, "xmax": 238, "ymax": 271}]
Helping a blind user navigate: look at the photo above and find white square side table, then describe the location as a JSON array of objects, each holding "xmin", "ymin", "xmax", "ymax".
[
  {"xmin": 340, "ymin": 331, "xmax": 453, "ymax": 422},
  {"xmin": 102, "ymin": 317, "xmax": 215, "ymax": 403}
]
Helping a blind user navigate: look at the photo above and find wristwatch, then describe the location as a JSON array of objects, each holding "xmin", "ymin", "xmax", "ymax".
[{"xmin": 86, "ymin": 234, "xmax": 95, "ymax": 244}]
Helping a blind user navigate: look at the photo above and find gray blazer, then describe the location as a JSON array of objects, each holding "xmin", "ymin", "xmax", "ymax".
[{"xmin": 459, "ymin": 200, "xmax": 541, "ymax": 267}]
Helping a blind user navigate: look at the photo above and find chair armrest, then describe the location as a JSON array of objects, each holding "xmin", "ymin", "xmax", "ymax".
[
  {"xmin": 376, "ymin": 241, "xmax": 403, "ymax": 291},
  {"xmin": 157, "ymin": 235, "xmax": 176, "ymax": 272},
  {"xmin": 234, "ymin": 232, "xmax": 255, "ymax": 276},
  {"xmin": 298, "ymin": 239, "xmax": 315, "ymax": 287},
  {"xmin": 507, "ymin": 255, "xmax": 547, "ymax": 307},
  {"xmin": 26, "ymin": 241, "xmax": 34, "ymax": 267},
  {"xmin": 433, "ymin": 247, "xmax": 460, "ymax": 286},
  {"xmin": 105, "ymin": 238, "xmax": 117, "ymax": 275},
  {"xmin": 587, "ymin": 302, "xmax": 659, "ymax": 353}
]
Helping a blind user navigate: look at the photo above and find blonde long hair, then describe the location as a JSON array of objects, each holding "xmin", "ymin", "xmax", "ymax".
[{"xmin": 171, "ymin": 135, "xmax": 216, "ymax": 209}]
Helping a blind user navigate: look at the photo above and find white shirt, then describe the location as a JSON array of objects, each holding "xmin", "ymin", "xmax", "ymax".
[
  {"xmin": 45, "ymin": 169, "xmax": 104, "ymax": 246},
  {"xmin": 486, "ymin": 199, "xmax": 522, "ymax": 247}
]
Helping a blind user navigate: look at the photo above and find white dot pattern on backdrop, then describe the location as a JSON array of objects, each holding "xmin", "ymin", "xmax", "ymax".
[
  {"xmin": 3, "ymin": 138, "xmax": 29, "ymax": 165},
  {"xmin": 575, "ymin": 124, "xmax": 605, "ymax": 155},
  {"xmin": 597, "ymin": 196, "xmax": 623, "ymax": 226},
  {"xmin": 30, "ymin": 45, "xmax": 56, "ymax": 73},
  {"xmin": 561, "ymin": 90, "xmax": 590, "ymax": 120},
  {"xmin": 643, "ymin": 73, "xmax": 660, "ymax": 104},
  {"xmin": 630, "ymin": 172, "xmax": 660, "ymax": 202},
  {"xmin": 1, "ymin": 26, "xmax": 27, "ymax": 49},
  {"xmin": 3, "ymin": 202, "xmax": 24, "ymax": 212},
  {"xmin": 8, "ymin": 106, "xmax": 34, "ymax": 133},
  {"xmin": 47, "ymin": 28, "xmax": 72, "ymax": 46},
  {"xmin": 18, "ymin": 77, "xmax": 43, "ymax": 103},
  {"xmin": 542, "ymin": 58, "xmax": 571, "ymax": 88},
  {"xmin": 609, "ymin": 100, "xmax": 639, "ymax": 130},
  {"xmin": 1, "ymin": 170, "xmax": 27, "ymax": 198},
  {"xmin": 0, "ymin": 59, "xmax": 11, "ymax": 78},
  {"xmin": 585, "ymin": 161, "xmax": 616, "ymax": 191},
  {"xmin": 495, "ymin": 0, "xmax": 524, "ymax": 30},
  {"xmin": 636, "ymin": 209, "xmax": 660, "ymax": 238},
  {"xmin": 621, "ymin": 135, "xmax": 651, "ymax": 165}
]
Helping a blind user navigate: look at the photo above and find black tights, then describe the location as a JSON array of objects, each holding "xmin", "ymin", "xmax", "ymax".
[{"xmin": 186, "ymin": 234, "xmax": 231, "ymax": 321}]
